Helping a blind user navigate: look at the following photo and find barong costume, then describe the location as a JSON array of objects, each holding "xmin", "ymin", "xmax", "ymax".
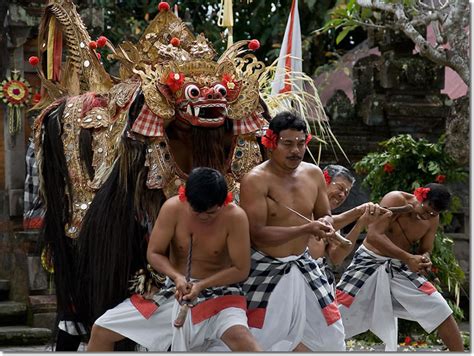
[
  {"xmin": 243, "ymin": 248, "xmax": 345, "ymax": 351},
  {"xmin": 95, "ymin": 280, "xmax": 248, "ymax": 351},
  {"xmin": 336, "ymin": 244, "xmax": 452, "ymax": 351}
]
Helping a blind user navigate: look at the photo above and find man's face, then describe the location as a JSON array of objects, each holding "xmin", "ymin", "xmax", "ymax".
[
  {"xmin": 327, "ymin": 177, "xmax": 353, "ymax": 210},
  {"xmin": 415, "ymin": 201, "xmax": 440, "ymax": 220},
  {"xmin": 191, "ymin": 204, "xmax": 222, "ymax": 223},
  {"xmin": 271, "ymin": 129, "xmax": 308, "ymax": 170}
]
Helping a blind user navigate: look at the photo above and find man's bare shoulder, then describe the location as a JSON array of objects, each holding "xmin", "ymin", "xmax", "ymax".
[
  {"xmin": 160, "ymin": 195, "xmax": 182, "ymax": 214},
  {"xmin": 224, "ymin": 203, "xmax": 248, "ymax": 222},
  {"xmin": 242, "ymin": 161, "xmax": 270, "ymax": 185},
  {"xmin": 380, "ymin": 191, "xmax": 411, "ymax": 207},
  {"xmin": 299, "ymin": 161, "xmax": 322, "ymax": 175}
]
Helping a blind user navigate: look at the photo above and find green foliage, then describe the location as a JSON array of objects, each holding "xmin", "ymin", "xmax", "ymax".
[
  {"xmin": 431, "ymin": 232, "xmax": 465, "ymax": 319},
  {"xmin": 354, "ymin": 134, "xmax": 467, "ymax": 202},
  {"xmin": 354, "ymin": 134, "xmax": 468, "ymax": 337},
  {"xmin": 319, "ymin": 0, "xmax": 420, "ymax": 45},
  {"xmin": 81, "ymin": 0, "xmax": 338, "ymax": 75}
]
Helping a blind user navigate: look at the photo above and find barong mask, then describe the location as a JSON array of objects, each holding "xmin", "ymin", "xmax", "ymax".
[{"xmin": 32, "ymin": 1, "xmax": 267, "ymax": 237}]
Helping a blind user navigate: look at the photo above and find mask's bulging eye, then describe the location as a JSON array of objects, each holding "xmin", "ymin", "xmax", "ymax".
[
  {"xmin": 214, "ymin": 84, "xmax": 227, "ymax": 97},
  {"xmin": 185, "ymin": 85, "xmax": 200, "ymax": 100}
]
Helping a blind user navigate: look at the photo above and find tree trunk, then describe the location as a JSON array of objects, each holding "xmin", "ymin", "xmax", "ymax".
[{"xmin": 445, "ymin": 95, "xmax": 470, "ymax": 165}]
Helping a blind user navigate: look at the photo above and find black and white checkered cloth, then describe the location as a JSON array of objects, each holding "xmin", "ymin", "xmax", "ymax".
[
  {"xmin": 336, "ymin": 246, "xmax": 430, "ymax": 299},
  {"xmin": 152, "ymin": 281, "xmax": 244, "ymax": 307},
  {"xmin": 317, "ymin": 257, "xmax": 335, "ymax": 287},
  {"xmin": 24, "ymin": 139, "xmax": 45, "ymax": 222},
  {"xmin": 243, "ymin": 248, "xmax": 335, "ymax": 311}
]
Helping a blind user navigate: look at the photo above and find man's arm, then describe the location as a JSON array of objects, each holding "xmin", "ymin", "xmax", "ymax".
[
  {"xmin": 183, "ymin": 207, "xmax": 251, "ymax": 301},
  {"xmin": 329, "ymin": 203, "xmax": 388, "ymax": 265},
  {"xmin": 240, "ymin": 171, "xmax": 330, "ymax": 247},
  {"xmin": 308, "ymin": 237, "xmax": 326, "ymax": 259},
  {"xmin": 328, "ymin": 218, "xmax": 366, "ymax": 265},
  {"xmin": 146, "ymin": 198, "xmax": 189, "ymax": 298},
  {"xmin": 416, "ymin": 217, "xmax": 438, "ymax": 273},
  {"xmin": 365, "ymin": 192, "xmax": 430, "ymax": 272},
  {"xmin": 311, "ymin": 167, "xmax": 332, "ymax": 223},
  {"xmin": 332, "ymin": 206, "xmax": 365, "ymax": 231},
  {"xmin": 418, "ymin": 217, "xmax": 438, "ymax": 256}
]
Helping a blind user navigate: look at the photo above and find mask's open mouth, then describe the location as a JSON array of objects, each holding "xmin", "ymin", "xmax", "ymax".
[{"xmin": 178, "ymin": 100, "xmax": 227, "ymax": 127}]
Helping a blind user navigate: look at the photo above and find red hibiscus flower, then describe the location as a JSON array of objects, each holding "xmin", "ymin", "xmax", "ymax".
[
  {"xmin": 261, "ymin": 128, "xmax": 278, "ymax": 150},
  {"xmin": 32, "ymin": 93, "xmax": 42, "ymax": 104},
  {"xmin": 178, "ymin": 185, "xmax": 186, "ymax": 202},
  {"xmin": 414, "ymin": 187, "xmax": 430, "ymax": 202},
  {"xmin": 435, "ymin": 174, "xmax": 446, "ymax": 184},
  {"xmin": 224, "ymin": 192, "xmax": 233, "ymax": 206},
  {"xmin": 323, "ymin": 170, "xmax": 331, "ymax": 186},
  {"xmin": 383, "ymin": 163, "xmax": 395, "ymax": 174}
]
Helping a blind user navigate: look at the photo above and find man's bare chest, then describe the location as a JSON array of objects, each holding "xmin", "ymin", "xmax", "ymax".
[
  {"xmin": 174, "ymin": 224, "xmax": 228, "ymax": 258},
  {"xmin": 388, "ymin": 216, "xmax": 429, "ymax": 244}
]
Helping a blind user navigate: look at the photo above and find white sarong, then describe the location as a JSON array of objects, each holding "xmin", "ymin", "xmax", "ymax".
[
  {"xmin": 95, "ymin": 288, "xmax": 248, "ymax": 351},
  {"xmin": 337, "ymin": 244, "xmax": 453, "ymax": 351},
  {"xmin": 94, "ymin": 296, "xmax": 174, "ymax": 351},
  {"xmin": 210, "ymin": 252, "xmax": 346, "ymax": 352},
  {"xmin": 171, "ymin": 301, "xmax": 248, "ymax": 351}
]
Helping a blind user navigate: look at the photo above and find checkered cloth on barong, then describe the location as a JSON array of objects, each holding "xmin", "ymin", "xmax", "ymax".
[
  {"xmin": 336, "ymin": 246, "xmax": 436, "ymax": 308},
  {"xmin": 233, "ymin": 112, "xmax": 266, "ymax": 135},
  {"xmin": 131, "ymin": 103, "xmax": 164, "ymax": 137},
  {"xmin": 243, "ymin": 248, "xmax": 340, "ymax": 327},
  {"xmin": 131, "ymin": 281, "xmax": 246, "ymax": 324}
]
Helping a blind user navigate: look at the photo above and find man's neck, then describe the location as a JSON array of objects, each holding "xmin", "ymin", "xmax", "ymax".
[{"xmin": 268, "ymin": 159, "xmax": 299, "ymax": 177}]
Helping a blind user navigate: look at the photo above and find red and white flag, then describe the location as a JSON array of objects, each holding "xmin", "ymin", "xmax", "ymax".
[{"xmin": 271, "ymin": 0, "xmax": 302, "ymax": 95}]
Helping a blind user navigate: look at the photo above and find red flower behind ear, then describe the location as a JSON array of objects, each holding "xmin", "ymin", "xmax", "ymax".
[
  {"xmin": 414, "ymin": 187, "xmax": 430, "ymax": 202},
  {"xmin": 305, "ymin": 133, "xmax": 312, "ymax": 145},
  {"xmin": 323, "ymin": 170, "xmax": 331, "ymax": 186},
  {"xmin": 261, "ymin": 128, "xmax": 278, "ymax": 149},
  {"xmin": 178, "ymin": 185, "xmax": 186, "ymax": 202},
  {"xmin": 224, "ymin": 192, "xmax": 233, "ymax": 206}
]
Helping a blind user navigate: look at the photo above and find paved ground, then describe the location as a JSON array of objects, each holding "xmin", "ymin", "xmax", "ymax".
[
  {"xmin": 0, "ymin": 322, "xmax": 469, "ymax": 353},
  {"xmin": 0, "ymin": 342, "xmax": 452, "ymax": 353}
]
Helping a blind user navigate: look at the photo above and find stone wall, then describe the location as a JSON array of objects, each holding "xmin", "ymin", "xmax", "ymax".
[{"xmin": 307, "ymin": 28, "xmax": 469, "ymax": 305}]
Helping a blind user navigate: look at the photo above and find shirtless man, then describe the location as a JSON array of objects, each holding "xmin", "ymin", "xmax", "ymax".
[
  {"xmin": 336, "ymin": 183, "xmax": 464, "ymax": 351},
  {"xmin": 87, "ymin": 167, "xmax": 262, "ymax": 352},
  {"xmin": 238, "ymin": 111, "xmax": 346, "ymax": 351},
  {"xmin": 309, "ymin": 165, "xmax": 390, "ymax": 291}
]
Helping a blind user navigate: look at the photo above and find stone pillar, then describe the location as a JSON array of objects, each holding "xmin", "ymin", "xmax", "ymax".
[{"xmin": 3, "ymin": 4, "xmax": 37, "ymax": 217}]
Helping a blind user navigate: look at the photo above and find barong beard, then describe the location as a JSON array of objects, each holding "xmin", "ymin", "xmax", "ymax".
[{"xmin": 191, "ymin": 125, "xmax": 227, "ymax": 174}]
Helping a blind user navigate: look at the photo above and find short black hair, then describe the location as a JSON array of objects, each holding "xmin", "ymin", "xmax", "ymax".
[
  {"xmin": 425, "ymin": 183, "xmax": 451, "ymax": 211},
  {"xmin": 268, "ymin": 111, "xmax": 308, "ymax": 136},
  {"xmin": 324, "ymin": 165, "xmax": 356, "ymax": 185},
  {"xmin": 185, "ymin": 167, "xmax": 228, "ymax": 213}
]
